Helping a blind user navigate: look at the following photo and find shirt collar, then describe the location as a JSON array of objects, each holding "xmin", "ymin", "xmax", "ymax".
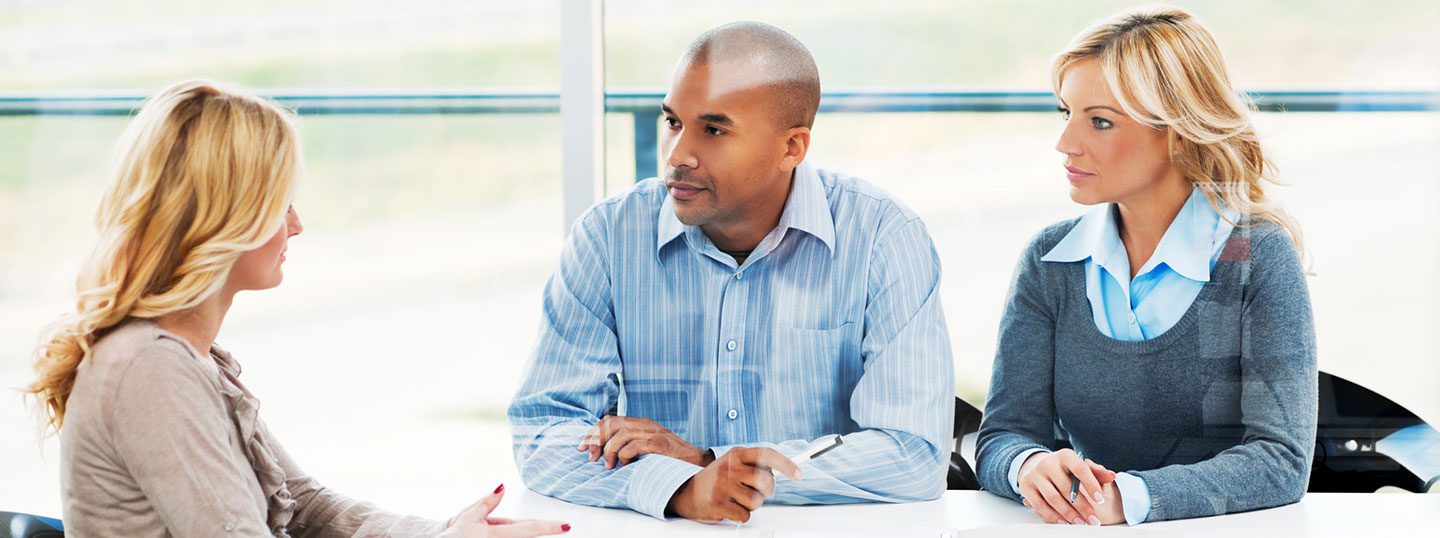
[
  {"xmin": 655, "ymin": 160, "xmax": 835, "ymax": 258},
  {"xmin": 1041, "ymin": 186, "xmax": 1231, "ymax": 282},
  {"xmin": 1041, "ymin": 201, "xmax": 1124, "ymax": 266},
  {"xmin": 1143, "ymin": 186, "xmax": 1225, "ymax": 282},
  {"xmin": 774, "ymin": 161, "xmax": 836, "ymax": 254}
]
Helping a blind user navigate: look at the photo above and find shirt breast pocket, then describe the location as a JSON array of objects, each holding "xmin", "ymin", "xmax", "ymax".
[{"xmin": 767, "ymin": 323, "xmax": 858, "ymax": 438}]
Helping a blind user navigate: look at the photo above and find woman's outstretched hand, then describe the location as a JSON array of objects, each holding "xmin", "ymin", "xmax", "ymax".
[{"xmin": 447, "ymin": 484, "xmax": 571, "ymax": 538}]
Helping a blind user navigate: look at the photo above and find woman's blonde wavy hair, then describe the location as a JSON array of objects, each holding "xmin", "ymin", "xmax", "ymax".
[
  {"xmin": 27, "ymin": 80, "xmax": 301, "ymax": 434},
  {"xmin": 1053, "ymin": 4, "xmax": 1305, "ymax": 259}
]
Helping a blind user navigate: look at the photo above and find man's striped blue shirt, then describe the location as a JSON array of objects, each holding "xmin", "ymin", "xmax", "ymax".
[{"xmin": 508, "ymin": 161, "xmax": 955, "ymax": 519}]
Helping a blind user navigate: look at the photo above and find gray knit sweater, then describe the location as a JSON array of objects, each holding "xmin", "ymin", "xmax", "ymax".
[{"xmin": 976, "ymin": 216, "xmax": 1317, "ymax": 522}]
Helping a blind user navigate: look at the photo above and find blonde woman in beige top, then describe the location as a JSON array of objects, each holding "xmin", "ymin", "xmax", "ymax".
[{"xmin": 26, "ymin": 80, "xmax": 570, "ymax": 538}]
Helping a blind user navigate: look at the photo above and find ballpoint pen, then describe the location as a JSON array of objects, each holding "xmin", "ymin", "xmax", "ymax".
[
  {"xmin": 773, "ymin": 434, "xmax": 843, "ymax": 476},
  {"xmin": 1068, "ymin": 451, "xmax": 1084, "ymax": 504}
]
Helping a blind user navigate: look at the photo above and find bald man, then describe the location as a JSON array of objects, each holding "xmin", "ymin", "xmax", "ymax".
[{"xmin": 508, "ymin": 22, "xmax": 955, "ymax": 524}]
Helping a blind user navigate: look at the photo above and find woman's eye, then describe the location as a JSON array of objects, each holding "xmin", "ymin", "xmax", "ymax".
[
  {"xmin": 1057, "ymin": 107, "xmax": 1071, "ymax": 121},
  {"xmin": 1092, "ymin": 117, "xmax": 1113, "ymax": 129}
]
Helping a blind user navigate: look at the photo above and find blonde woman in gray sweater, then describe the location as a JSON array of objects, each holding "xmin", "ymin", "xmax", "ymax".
[
  {"xmin": 976, "ymin": 6, "xmax": 1317, "ymax": 527},
  {"xmin": 27, "ymin": 80, "xmax": 569, "ymax": 538}
]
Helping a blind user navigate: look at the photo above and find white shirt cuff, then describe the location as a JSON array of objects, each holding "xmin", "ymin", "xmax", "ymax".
[{"xmin": 1113, "ymin": 471, "xmax": 1152, "ymax": 525}]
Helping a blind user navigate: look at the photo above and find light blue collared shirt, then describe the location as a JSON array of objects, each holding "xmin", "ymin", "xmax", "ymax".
[
  {"xmin": 508, "ymin": 162, "xmax": 955, "ymax": 519},
  {"xmin": 1006, "ymin": 186, "xmax": 1237, "ymax": 524}
]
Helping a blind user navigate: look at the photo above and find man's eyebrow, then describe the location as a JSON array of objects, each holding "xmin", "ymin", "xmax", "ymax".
[
  {"xmin": 660, "ymin": 103, "xmax": 734, "ymax": 126},
  {"xmin": 698, "ymin": 113, "xmax": 733, "ymax": 126}
]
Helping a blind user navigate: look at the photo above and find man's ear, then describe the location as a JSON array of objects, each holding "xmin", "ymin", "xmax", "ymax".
[{"xmin": 780, "ymin": 126, "xmax": 811, "ymax": 169}]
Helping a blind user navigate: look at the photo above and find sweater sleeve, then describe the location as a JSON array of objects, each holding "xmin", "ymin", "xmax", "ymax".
[
  {"xmin": 1130, "ymin": 228, "xmax": 1318, "ymax": 521},
  {"xmin": 976, "ymin": 229, "xmax": 1063, "ymax": 501}
]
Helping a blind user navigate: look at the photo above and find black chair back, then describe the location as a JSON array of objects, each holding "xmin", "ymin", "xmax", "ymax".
[
  {"xmin": 943, "ymin": 372, "xmax": 1440, "ymax": 493},
  {"xmin": 947, "ymin": 396, "xmax": 983, "ymax": 490},
  {"xmin": 1310, "ymin": 371, "xmax": 1435, "ymax": 492}
]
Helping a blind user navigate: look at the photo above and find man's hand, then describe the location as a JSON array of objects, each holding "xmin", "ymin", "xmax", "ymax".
[
  {"xmin": 577, "ymin": 416, "xmax": 710, "ymax": 469},
  {"xmin": 666, "ymin": 447, "xmax": 802, "ymax": 523}
]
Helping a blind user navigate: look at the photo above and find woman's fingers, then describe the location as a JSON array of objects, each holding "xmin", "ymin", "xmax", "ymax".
[
  {"xmin": 1020, "ymin": 483, "xmax": 1064, "ymax": 524},
  {"xmin": 1071, "ymin": 486, "xmax": 1103, "ymax": 526},
  {"xmin": 1038, "ymin": 476, "xmax": 1085, "ymax": 525},
  {"xmin": 1063, "ymin": 457, "xmax": 1107, "ymax": 508},
  {"xmin": 1086, "ymin": 459, "xmax": 1117, "ymax": 483},
  {"xmin": 1018, "ymin": 449, "xmax": 1117, "ymax": 525},
  {"xmin": 1019, "ymin": 453, "xmax": 1066, "ymax": 524},
  {"xmin": 461, "ymin": 484, "xmax": 506, "ymax": 522},
  {"xmin": 491, "ymin": 519, "xmax": 571, "ymax": 537},
  {"xmin": 1030, "ymin": 477, "xmax": 1082, "ymax": 525}
]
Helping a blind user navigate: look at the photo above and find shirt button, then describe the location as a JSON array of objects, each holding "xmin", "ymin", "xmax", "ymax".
[
  {"xmin": 726, "ymin": 340, "xmax": 737, "ymax": 351},
  {"xmin": 223, "ymin": 522, "xmax": 235, "ymax": 532},
  {"xmin": 735, "ymin": 272, "xmax": 743, "ymax": 280},
  {"xmin": 727, "ymin": 409, "xmax": 738, "ymax": 420},
  {"xmin": 1128, "ymin": 313, "xmax": 1138, "ymax": 324}
]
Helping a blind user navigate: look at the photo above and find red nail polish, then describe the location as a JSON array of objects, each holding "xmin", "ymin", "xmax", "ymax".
[
  {"xmin": 494, "ymin": 483, "xmax": 504, "ymax": 494},
  {"xmin": 562, "ymin": 523, "xmax": 571, "ymax": 532}
]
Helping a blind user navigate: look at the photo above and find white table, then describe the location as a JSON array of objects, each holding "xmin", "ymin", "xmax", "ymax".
[{"xmin": 371, "ymin": 486, "xmax": 1436, "ymax": 537}]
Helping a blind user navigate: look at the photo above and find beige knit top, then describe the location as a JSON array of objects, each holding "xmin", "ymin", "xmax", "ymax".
[{"xmin": 59, "ymin": 319, "xmax": 453, "ymax": 537}]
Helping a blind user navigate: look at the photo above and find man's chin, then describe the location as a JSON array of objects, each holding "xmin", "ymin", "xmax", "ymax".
[{"xmin": 673, "ymin": 208, "xmax": 712, "ymax": 227}]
